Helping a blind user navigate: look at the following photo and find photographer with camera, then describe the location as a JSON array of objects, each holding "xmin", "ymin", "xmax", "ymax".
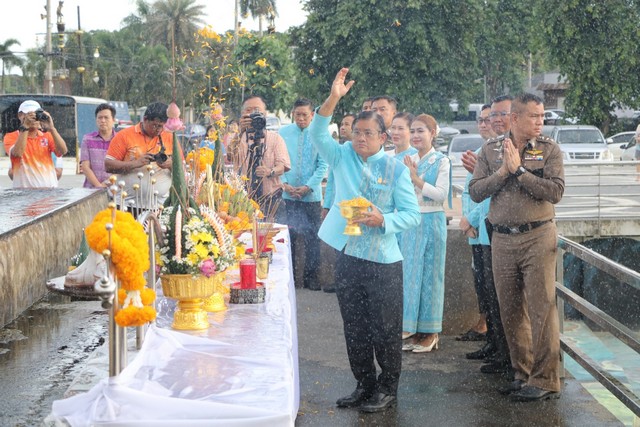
[
  {"xmin": 229, "ymin": 95, "xmax": 290, "ymax": 223},
  {"xmin": 3, "ymin": 100, "xmax": 68, "ymax": 188},
  {"xmin": 105, "ymin": 102, "xmax": 179, "ymax": 209}
]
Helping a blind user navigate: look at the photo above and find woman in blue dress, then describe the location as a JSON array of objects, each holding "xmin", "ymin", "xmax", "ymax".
[{"xmin": 400, "ymin": 114, "xmax": 451, "ymax": 353}]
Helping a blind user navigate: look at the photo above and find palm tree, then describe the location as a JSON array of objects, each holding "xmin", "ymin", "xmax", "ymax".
[
  {"xmin": 147, "ymin": 0, "xmax": 207, "ymax": 53},
  {"xmin": 0, "ymin": 38, "xmax": 24, "ymax": 94},
  {"xmin": 238, "ymin": 0, "xmax": 278, "ymax": 36}
]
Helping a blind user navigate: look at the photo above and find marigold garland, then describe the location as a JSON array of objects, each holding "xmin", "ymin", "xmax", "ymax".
[{"xmin": 86, "ymin": 208, "xmax": 156, "ymax": 327}]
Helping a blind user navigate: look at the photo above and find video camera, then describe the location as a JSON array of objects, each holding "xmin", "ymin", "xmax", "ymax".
[
  {"xmin": 248, "ymin": 111, "xmax": 267, "ymax": 142},
  {"xmin": 34, "ymin": 109, "xmax": 49, "ymax": 122}
]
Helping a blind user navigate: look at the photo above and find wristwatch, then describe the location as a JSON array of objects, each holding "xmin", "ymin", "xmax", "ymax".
[
  {"xmin": 18, "ymin": 125, "xmax": 28, "ymax": 132},
  {"xmin": 513, "ymin": 166, "xmax": 526, "ymax": 177},
  {"xmin": 269, "ymin": 169, "xmax": 275, "ymax": 177}
]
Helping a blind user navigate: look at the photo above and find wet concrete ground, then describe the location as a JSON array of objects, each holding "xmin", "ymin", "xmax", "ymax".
[
  {"xmin": 0, "ymin": 288, "xmax": 622, "ymax": 427},
  {"xmin": 0, "ymin": 293, "xmax": 106, "ymax": 427}
]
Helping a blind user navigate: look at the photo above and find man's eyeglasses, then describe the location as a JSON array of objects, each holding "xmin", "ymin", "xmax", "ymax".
[
  {"xmin": 352, "ymin": 129, "xmax": 381, "ymax": 138},
  {"xmin": 489, "ymin": 112, "xmax": 510, "ymax": 118},
  {"xmin": 146, "ymin": 120, "xmax": 166, "ymax": 130},
  {"xmin": 477, "ymin": 118, "xmax": 491, "ymax": 124}
]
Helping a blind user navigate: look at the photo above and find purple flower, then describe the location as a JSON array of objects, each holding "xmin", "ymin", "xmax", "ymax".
[{"xmin": 200, "ymin": 259, "xmax": 217, "ymax": 277}]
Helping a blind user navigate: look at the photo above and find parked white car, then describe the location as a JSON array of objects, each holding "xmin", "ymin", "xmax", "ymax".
[
  {"xmin": 546, "ymin": 125, "xmax": 613, "ymax": 162},
  {"xmin": 607, "ymin": 131, "xmax": 636, "ymax": 160},
  {"xmin": 447, "ymin": 134, "xmax": 485, "ymax": 165},
  {"xmin": 621, "ymin": 138, "xmax": 638, "ymax": 161}
]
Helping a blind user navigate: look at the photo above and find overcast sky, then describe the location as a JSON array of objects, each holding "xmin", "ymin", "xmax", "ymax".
[{"xmin": 0, "ymin": 0, "xmax": 307, "ymax": 64}]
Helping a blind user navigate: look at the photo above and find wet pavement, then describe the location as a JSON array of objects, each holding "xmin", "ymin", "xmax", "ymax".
[{"xmin": 0, "ymin": 288, "xmax": 625, "ymax": 427}]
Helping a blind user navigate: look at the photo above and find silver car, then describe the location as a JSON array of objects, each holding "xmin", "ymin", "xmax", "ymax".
[
  {"xmin": 447, "ymin": 134, "xmax": 485, "ymax": 165},
  {"xmin": 546, "ymin": 125, "xmax": 613, "ymax": 162}
]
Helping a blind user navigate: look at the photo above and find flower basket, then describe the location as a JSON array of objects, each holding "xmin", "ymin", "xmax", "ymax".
[{"xmin": 161, "ymin": 274, "xmax": 215, "ymax": 330}]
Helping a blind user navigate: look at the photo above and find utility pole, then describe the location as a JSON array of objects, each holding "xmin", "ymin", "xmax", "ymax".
[
  {"xmin": 234, "ymin": 0, "xmax": 239, "ymax": 46},
  {"xmin": 45, "ymin": 0, "xmax": 53, "ymax": 94}
]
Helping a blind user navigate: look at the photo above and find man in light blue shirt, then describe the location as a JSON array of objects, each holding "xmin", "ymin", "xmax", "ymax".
[
  {"xmin": 309, "ymin": 68, "xmax": 420, "ymax": 413},
  {"xmin": 279, "ymin": 99, "xmax": 328, "ymax": 290}
]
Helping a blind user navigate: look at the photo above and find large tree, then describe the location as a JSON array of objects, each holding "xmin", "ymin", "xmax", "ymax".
[
  {"xmin": 540, "ymin": 0, "xmax": 640, "ymax": 133},
  {"xmin": 0, "ymin": 38, "xmax": 24, "ymax": 94},
  {"xmin": 291, "ymin": 0, "xmax": 483, "ymax": 119},
  {"xmin": 239, "ymin": 0, "xmax": 278, "ymax": 35}
]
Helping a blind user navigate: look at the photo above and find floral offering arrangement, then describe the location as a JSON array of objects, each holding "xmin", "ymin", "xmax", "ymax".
[
  {"xmin": 158, "ymin": 205, "xmax": 236, "ymax": 276},
  {"xmin": 85, "ymin": 208, "xmax": 156, "ymax": 327},
  {"xmin": 186, "ymin": 147, "xmax": 215, "ymax": 179}
]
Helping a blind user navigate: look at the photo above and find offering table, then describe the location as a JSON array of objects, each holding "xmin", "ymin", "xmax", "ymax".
[{"xmin": 50, "ymin": 227, "xmax": 299, "ymax": 426}]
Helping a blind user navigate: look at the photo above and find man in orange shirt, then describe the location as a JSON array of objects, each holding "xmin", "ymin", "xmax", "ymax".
[
  {"xmin": 3, "ymin": 100, "xmax": 68, "ymax": 188},
  {"xmin": 105, "ymin": 102, "xmax": 178, "ymax": 209}
]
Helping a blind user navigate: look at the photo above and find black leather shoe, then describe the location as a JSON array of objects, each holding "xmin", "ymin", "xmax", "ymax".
[
  {"xmin": 359, "ymin": 393, "xmax": 397, "ymax": 413},
  {"xmin": 498, "ymin": 379, "xmax": 527, "ymax": 395},
  {"xmin": 510, "ymin": 385, "xmax": 560, "ymax": 402},
  {"xmin": 323, "ymin": 286, "xmax": 336, "ymax": 293},
  {"xmin": 456, "ymin": 329, "xmax": 487, "ymax": 341},
  {"xmin": 336, "ymin": 388, "xmax": 374, "ymax": 408},
  {"xmin": 480, "ymin": 360, "xmax": 511, "ymax": 374},
  {"xmin": 466, "ymin": 343, "xmax": 496, "ymax": 360}
]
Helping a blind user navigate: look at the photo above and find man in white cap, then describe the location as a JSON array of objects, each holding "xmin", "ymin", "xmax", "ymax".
[{"xmin": 3, "ymin": 100, "xmax": 67, "ymax": 188}]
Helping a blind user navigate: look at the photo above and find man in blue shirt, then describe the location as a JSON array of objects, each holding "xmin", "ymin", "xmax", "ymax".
[
  {"xmin": 279, "ymin": 99, "xmax": 328, "ymax": 290},
  {"xmin": 309, "ymin": 68, "xmax": 420, "ymax": 413}
]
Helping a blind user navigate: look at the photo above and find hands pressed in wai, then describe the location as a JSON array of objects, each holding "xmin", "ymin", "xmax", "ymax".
[{"xmin": 499, "ymin": 138, "xmax": 522, "ymax": 175}]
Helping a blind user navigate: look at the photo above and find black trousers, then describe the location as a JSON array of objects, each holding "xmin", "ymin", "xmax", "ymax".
[
  {"xmin": 285, "ymin": 200, "xmax": 321, "ymax": 286},
  {"xmin": 335, "ymin": 252, "xmax": 403, "ymax": 395},
  {"xmin": 471, "ymin": 244, "xmax": 490, "ymax": 315},
  {"xmin": 475, "ymin": 244, "xmax": 509, "ymax": 362}
]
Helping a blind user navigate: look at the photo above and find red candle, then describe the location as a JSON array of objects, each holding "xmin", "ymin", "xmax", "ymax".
[
  {"xmin": 257, "ymin": 229, "xmax": 268, "ymax": 253},
  {"xmin": 239, "ymin": 258, "xmax": 256, "ymax": 289}
]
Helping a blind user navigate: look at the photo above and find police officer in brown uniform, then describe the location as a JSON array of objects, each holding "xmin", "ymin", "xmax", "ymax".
[{"xmin": 469, "ymin": 93, "xmax": 564, "ymax": 402}]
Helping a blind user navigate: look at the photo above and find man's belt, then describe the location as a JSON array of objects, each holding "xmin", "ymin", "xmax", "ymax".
[{"xmin": 493, "ymin": 220, "xmax": 551, "ymax": 235}]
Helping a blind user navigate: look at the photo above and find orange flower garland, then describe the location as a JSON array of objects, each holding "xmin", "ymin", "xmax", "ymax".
[{"xmin": 86, "ymin": 208, "xmax": 156, "ymax": 327}]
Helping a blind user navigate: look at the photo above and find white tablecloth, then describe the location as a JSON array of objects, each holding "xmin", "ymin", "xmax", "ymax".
[{"xmin": 50, "ymin": 228, "xmax": 299, "ymax": 426}]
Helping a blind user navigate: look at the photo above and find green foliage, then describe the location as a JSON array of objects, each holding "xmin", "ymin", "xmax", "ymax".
[
  {"xmin": 291, "ymin": 0, "xmax": 545, "ymax": 121},
  {"xmin": 539, "ymin": 0, "xmax": 640, "ymax": 133}
]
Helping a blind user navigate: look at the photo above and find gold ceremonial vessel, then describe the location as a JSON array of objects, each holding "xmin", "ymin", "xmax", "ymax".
[
  {"xmin": 161, "ymin": 274, "xmax": 216, "ymax": 330},
  {"xmin": 203, "ymin": 271, "xmax": 227, "ymax": 313},
  {"xmin": 338, "ymin": 197, "xmax": 372, "ymax": 236}
]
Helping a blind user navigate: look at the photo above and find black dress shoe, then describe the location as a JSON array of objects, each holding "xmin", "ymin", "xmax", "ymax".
[
  {"xmin": 480, "ymin": 360, "xmax": 511, "ymax": 374},
  {"xmin": 498, "ymin": 379, "xmax": 527, "ymax": 395},
  {"xmin": 456, "ymin": 329, "xmax": 487, "ymax": 341},
  {"xmin": 359, "ymin": 393, "xmax": 397, "ymax": 413},
  {"xmin": 466, "ymin": 343, "xmax": 496, "ymax": 360},
  {"xmin": 510, "ymin": 385, "xmax": 560, "ymax": 402},
  {"xmin": 323, "ymin": 286, "xmax": 336, "ymax": 293},
  {"xmin": 336, "ymin": 388, "xmax": 374, "ymax": 408}
]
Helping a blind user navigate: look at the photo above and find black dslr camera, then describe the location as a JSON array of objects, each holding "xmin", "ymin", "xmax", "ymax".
[
  {"xmin": 151, "ymin": 136, "xmax": 168, "ymax": 163},
  {"xmin": 34, "ymin": 109, "xmax": 49, "ymax": 122},
  {"xmin": 248, "ymin": 111, "xmax": 266, "ymax": 141}
]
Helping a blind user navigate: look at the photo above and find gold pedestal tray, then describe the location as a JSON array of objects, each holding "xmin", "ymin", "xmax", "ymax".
[
  {"xmin": 161, "ymin": 274, "xmax": 215, "ymax": 330},
  {"xmin": 339, "ymin": 205, "xmax": 369, "ymax": 236},
  {"xmin": 203, "ymin": 271, "xmax": 227, "ymax": 312}
]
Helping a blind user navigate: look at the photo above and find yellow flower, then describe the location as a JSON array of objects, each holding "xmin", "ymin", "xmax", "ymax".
[
  {"xmin": 186, "ymin": 252, "xmax": 200, "ymax": 265},
  {"xmin": 195, "ymin": 243, "xmax": 210, "ymax": 259},
  {"xmin": 255, "ymin": 58, "xmax": 268, "ymax": 68}
]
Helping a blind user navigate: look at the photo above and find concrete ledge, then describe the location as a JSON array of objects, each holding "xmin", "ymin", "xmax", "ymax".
[{"xmin": 0, "ymin": 189, "xmax": 108, "ymax": 327}]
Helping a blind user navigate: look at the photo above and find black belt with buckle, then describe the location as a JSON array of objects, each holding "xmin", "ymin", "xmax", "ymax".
[{"xmin": 493, "ymin": 220, "xmax": 551, "ymax": 235}]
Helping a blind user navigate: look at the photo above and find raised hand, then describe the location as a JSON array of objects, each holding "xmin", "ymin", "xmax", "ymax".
[{"xmin": 331, "ymin": 68, "xmax": 355, "ymax": 100}]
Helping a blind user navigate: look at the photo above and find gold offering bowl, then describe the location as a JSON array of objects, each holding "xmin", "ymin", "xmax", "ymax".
[
  {"xmin": 339, "ymin": 205, "xmax": 370, "ymax": 236},
  {"xmin": 161, "ymin": 274, "xmax": 216, "ymax": 330},
  {"xmin": 203, "ymin": 271, "xmax": 227, "ymax": 313}
]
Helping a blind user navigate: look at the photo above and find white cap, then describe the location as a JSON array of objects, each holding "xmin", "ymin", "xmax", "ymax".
[{"xmin": 18, "ymin": 100, "xmax": 41, "ymax": 113}]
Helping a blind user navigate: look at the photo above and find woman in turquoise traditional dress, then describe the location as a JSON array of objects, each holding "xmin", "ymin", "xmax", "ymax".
[{"xmin": 400, "ymin": 114, "xmax": 451, "ymax": 353}]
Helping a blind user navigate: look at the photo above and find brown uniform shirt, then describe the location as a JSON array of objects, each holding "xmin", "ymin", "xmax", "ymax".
[{"xmin": 469, "ymin": 134, "xmax": 565, "ymax": 226}]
